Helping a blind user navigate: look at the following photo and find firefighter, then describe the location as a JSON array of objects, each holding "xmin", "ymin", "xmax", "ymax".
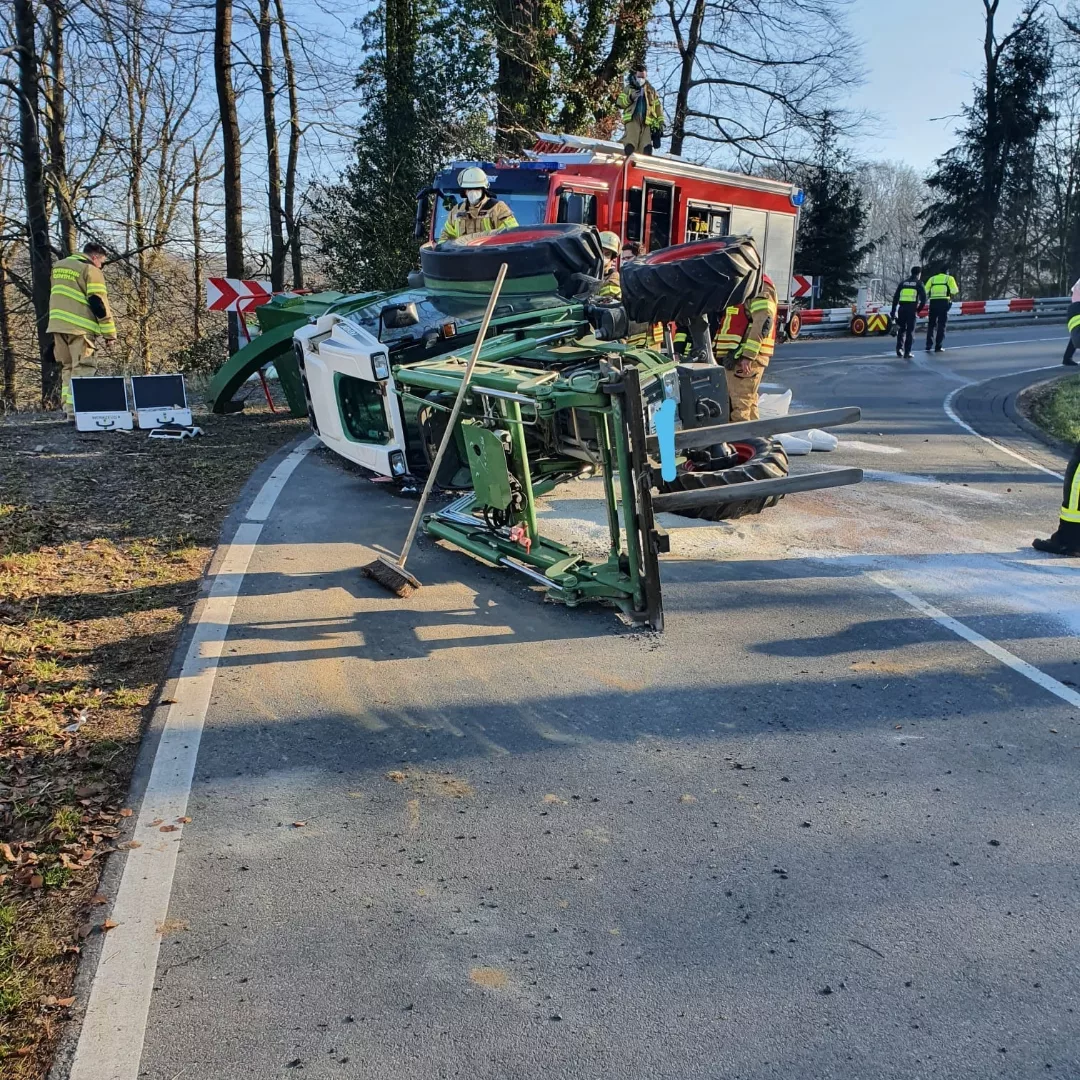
[
  {"xmin": 439, "ymin": 167, "xmax": 518, "ymax": 242},
  {"xmin": 924, "ymin": 265, "xmax": 959, "ymax": 352},
  {"xmin": 46, "ymin": 242, "xmax": 117, "ymax": 418},
  {"xmin": 1063, "ymin": 277, "xmax": 1080, "ymax": 366},
  {"xmin": 889, "ymin": 265, "xmax": 925, "ymax": 359},
  {"xmin": 713, "ymin": 275, "xmax": 778, "ymax": 422},
  {"xmin": 616, "ymin": 66, "xmax": 665, "ymax": 157},
  {"xmin": 594, "ymin": 231, "xmax": 622, "ymax": 300},
  {"xmin": 1033, "ymin": 442, "xmax": 1080, "ymax": 556}
]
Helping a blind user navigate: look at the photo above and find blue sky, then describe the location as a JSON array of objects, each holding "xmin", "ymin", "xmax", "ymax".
[{"xmin": 846, "ymin": 0, "xmax": 1033, "ymax": 171}]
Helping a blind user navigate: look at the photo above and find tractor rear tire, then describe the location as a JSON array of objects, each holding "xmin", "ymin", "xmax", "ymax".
[
  {"xmin": 660, "ymin": 437, "xmax": 789, "ymax": 521},
  {"xmin": 620, "ymin": 235, "xmax": 762, "ymax": 325},
  {"xmin": 419, "ymin": 223, "xmax": 604, "ymax": 298}
]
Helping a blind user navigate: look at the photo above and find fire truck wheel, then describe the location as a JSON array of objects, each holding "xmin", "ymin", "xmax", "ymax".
[
  {"xmin": 786, "ymin": 313, "xmax": 802, "ymax": 340},
  {"xmin": 661, "ymin": 437, "xmax": 789, "ymax": 521},
  {"xmin": 419, "ymin": 224, "xmax": 604, "ymax": 298},
  {"xmin": 619, "ymin": 236, "xmax": 762, "ymax": 325}
]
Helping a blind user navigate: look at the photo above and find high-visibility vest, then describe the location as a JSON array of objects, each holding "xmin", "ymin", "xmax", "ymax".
[
  {"xmin": 440, "ymin": 198, "xmax": 518, "ymax": 242},
  {"xmin": 715, "ymin": 286, "xmax": 777, "ymax": 364},
  {"xmin": 897, "ymin": 280, "xmax": 920, "ymax": 304},
  {"xmin": 46, "ymin": 253, "xmax": 117, "ymax": 338},
  {"xmin": 926, "ymin": 273, "xmax": 958, "ymax": 301},
  {"xmin": 713, "ymin": 305, "xmax": 749, "ymax": 356},
  {"xmin": 1068, "ymin": 300, "xmax": 1080, "ymax": 347}
]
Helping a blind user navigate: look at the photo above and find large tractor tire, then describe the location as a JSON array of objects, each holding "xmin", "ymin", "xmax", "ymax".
[
  {"xmin": 620, "ymin": 235, "xmax": 762, "ymax": 325},
  {"xmin": 420, "ymin": 224, "xmax": 604, "ymax": 298},
  {"xmin": 660, "ymin": 437, "xmax": 789, "ymax": 521}
]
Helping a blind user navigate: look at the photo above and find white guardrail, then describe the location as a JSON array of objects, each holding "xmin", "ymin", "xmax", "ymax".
[{"xmin": 793, "ymin": 295, "xmax": 1069, "ymax": 338}]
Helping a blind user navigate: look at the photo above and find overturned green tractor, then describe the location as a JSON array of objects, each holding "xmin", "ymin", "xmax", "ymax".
[{"xmin": 255, "ymin": 225, "xmax": 861, "ymax": 628}]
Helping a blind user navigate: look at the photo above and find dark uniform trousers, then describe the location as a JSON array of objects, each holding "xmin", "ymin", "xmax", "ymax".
[
  {"xmin": 895, "ymin": 305, "xmax": 917, "ymax": 355},
  {"xmin": 926, "ymin": 299, "xmax": 950, "ymax": 350}
]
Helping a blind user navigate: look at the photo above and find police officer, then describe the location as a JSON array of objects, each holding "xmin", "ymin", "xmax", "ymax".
[
  {"xmin": 439, "ymin": 167, "xmax": 518, "ymax": 242},
  {"xmin": 713, "ymin": 275, "xmax": 778, "ymax": 422},
  {"xmin": 46, "ymin": 242, "xmax": 117, "ymax": 418},
  {"xmin": 889, "ymin": 266, "xmax": 925, "ymax": 359},
  {"xmin": 594, "ymin": 231, "xmax": 622, "ymax": 300},
  {"xmin": 616, "ymin": 66, "xmax": 665, "ymax": 156},
  {"xmin": 924, "ymin": 265, "xmax": 959, "ymax": 352}
]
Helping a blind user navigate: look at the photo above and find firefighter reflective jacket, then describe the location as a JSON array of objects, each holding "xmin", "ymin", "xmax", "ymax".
[
  {"xmin": 892, "ymin": 276, "xmax": 926, "ymax": 311},
  {"xmin": 46, "ymin": 254, "xmax": 117, "ymax": 338},
  {"xmin": 714, "ymin": 279, "xmax": 777, "ymax": 366},
  {"xmin": 925, "ymin": 273, "xmax": 959, "ymax": 301},
  {"xmin": 616, "ymin": 81, "xmax": 664, "ymax": 132},
  {"xmin": 595, "ymin": 267, "xmax": 621, "ymax": 301},
  {"xmin": 440, "ymin": 197, "xmax": 518, "ymax": 242}
]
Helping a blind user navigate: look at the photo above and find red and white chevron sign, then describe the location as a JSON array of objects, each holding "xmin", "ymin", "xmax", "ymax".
[{"xmin": 206, "ymin": 277, "xmax": 273, "ymax": 312}]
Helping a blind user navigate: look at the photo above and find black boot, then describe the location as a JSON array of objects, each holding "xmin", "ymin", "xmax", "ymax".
[{"xmin": 1033, "ymin": 533, "xmax": 1080, "ymax": 556}]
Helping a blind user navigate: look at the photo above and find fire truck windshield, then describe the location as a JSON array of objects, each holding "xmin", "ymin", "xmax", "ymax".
[{"xmin": 432, "ymin": 192, "xmax": 547, "ymax": 240}]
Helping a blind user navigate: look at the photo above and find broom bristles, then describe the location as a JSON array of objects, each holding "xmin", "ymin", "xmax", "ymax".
[{"xmin": 362, "ymin": 554, "xmax": 421, "ymax": 598}]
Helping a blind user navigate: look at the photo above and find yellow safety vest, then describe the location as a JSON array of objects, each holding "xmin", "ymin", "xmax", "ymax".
[
  {"xmin": 46, "ymin": 253, "xmax": 117, "ymax": 338},
  {"xmin": 440, "ymin": 198, "xmax": 518, "ymax": 242},
  {"xmin": 926, "ymin": 273, "xmax": 958, "ymax": 301}
]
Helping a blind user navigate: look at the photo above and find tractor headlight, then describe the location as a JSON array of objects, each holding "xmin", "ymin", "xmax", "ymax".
[
  {"xmin": 389, "ymin": 450, "xmax": 407, "ymax": 476},
  {"xmin": 372, "ymin": 352, "xmax": 390, "ymax": 380}
]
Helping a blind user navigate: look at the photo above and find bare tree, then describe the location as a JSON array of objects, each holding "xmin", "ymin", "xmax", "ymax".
[
  {"xmin": 9, "ymin": 0, "xmax": 57, "ymax": 404},
  {"xmin": 41, "ymin": 0, "xmax": 76, "ymax": 255},
  {"xmin": 274, "ymin": 0, "xmax": 303, "ymax": 287},
  {"xmin": 249, "ymin": 0, "xmax": 285, "ymax": 290},
  {"xmin": 214, "ymin": 0, "xmax": 244, "ymax": 350},
  {"xmin": 662, "ymin": 0, "xmax": 864, "ymax": 166}
]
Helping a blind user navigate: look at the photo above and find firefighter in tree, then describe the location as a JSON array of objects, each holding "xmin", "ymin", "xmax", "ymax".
[
  {"xmin": 713, "ymin": 276, "xmax": 778, "ymax": 422},
  {"xmin": 46, "ymin": 242, "xmax": 117, "ymax": 418},
  {"xmin": 439, "ymin": 167, "xmax": 518, "ymax": 242},
  {"xmin": 616, "ymin": 65, "xmax": 665, "ymax": 156}
]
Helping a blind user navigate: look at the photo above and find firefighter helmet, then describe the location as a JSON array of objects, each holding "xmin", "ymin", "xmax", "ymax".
[
  {"xmin": 599, "ymin": 231, "xmax": 621, "ymax": 256},
  {"xmin": 457, "ymin": 167, "xmax": 491, "ymax": 190}
]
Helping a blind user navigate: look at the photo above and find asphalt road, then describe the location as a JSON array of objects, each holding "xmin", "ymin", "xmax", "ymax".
[{"xmin": 77, "ymin": 325, "xmax": 1080, "ymax": 1079}]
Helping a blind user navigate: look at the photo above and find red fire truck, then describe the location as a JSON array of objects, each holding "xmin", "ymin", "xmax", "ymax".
[{"xmin": 420, "ymin": 132, "xmax": 806, "ymax": 338}]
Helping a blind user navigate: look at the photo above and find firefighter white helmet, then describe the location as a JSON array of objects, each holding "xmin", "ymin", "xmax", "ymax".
[
  {"xmin": 599, "ymin": 231, "xmax": 621, "ymax": 256},
  {"xmin": 457, "ymin": 167, "xmax": 491, "ymax": 190}
]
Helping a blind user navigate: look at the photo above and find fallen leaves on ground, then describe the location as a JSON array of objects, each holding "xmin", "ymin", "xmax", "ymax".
[{"xmin": 0, "ymin": 408, "xmax": 304, "ymax": 1078}]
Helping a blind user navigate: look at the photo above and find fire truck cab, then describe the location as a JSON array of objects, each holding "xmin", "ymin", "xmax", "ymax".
[{"xmin": 419, "ymin": 132, "xmax": 805, "ymax": 336}]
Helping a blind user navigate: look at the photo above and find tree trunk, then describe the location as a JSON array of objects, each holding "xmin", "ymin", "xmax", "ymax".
[
  {"xmin": 492, "ymin": 0, "xmax": 549, "ymax": 154},
  {"xmin": 214, "ymin": 0, "xmax": 244, "ymax": 352},
  {"xmin": 43, "ymin": 0, "xmax": 76, "ymax": 257},
  {"xmin": 192, "ymin": 148, "xmax": 203, "ymax": 340},
  {"xmin": 0, "ymin": 257, "xmax": 15, "ymax": 411},
  {"xmin": 257, "ymin": 0, "xmax": 286, "ymax": 291},
  {"xmin": 274, "ymin": 0, "xmax": 303, "ymax": 288},
  {"xmin": 669, "ymin": 0, "xmax": 705, "ymax": 157},
  {"xmin": 13, "ymin": 0, "xmax": 57, "ymax": 406},
  {"xmin": 976, "ymin": 0, "xmax": 999, "ymax": 299}
]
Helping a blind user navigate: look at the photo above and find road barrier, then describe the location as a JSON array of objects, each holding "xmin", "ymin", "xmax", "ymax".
[{"xmin": 793, "ymin": 295, "xmax": 1068, "ymax": 338}]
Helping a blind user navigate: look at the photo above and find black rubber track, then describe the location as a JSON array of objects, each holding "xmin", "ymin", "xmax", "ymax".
[
  {"xmin": 660, "ymin": 437, "xmax": 789, "ymax": 521},
  {"xmin": 420, "ymin": 224, "xmax": 604, "ymax": 298},
  {"xmin": 620, "ymin": 235, "xmax": 762, "ymax": 325}
]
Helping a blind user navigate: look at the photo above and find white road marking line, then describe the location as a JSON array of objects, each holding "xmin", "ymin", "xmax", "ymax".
[
  {"xmin": 839, "ymin": 440, "xmax": 904, "ymax": 455},
  {"xmin": 870, "ymin": 573, "xmax": 1080, "ymax": 710},
  {"xmin": 69, "ymin": 435, "xmax": 318, "ymax": 1080},
  {"xmin": 942, "ymin": 377, "xmax": 1064, "ymax": 481}
]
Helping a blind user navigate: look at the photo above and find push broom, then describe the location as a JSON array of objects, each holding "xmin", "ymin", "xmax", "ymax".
[{"xmin": 362, "ymin": 262, "xmax": 509, "ymax": 597}]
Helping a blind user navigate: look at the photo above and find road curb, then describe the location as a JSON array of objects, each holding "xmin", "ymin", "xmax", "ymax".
[{"xmin": 1009, "ymin": 372, "xmax": 1077, "ymax": 455}]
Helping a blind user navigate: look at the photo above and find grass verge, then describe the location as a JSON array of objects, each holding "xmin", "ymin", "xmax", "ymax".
[
  {"xmin": 0, "ymin": 408, "xmax": 305, "ymax": 1076},
  {"xmin": 1026, "ymin": 373, "xmax": 1080, "ymax": 444}
]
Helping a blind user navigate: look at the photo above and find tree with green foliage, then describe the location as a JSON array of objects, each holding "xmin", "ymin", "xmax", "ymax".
[
  {"xmin": 794, "ymin": 115, "xmax": 875, "ymax": 307},
  {"xmin": 311, "ymin": 0, "xmax": 492, "ymax": 292},
  {"xmin": 920, "ymin": 3, "xmax": 1052, "ymax": 298}
]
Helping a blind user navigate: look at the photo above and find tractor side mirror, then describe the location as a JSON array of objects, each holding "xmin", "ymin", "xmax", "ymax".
[{"xmin": 380, "ymin": 301, "xmax": 420, "ymax": 330}]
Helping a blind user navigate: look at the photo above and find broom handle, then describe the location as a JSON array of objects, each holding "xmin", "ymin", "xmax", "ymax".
[{"xmin": 395, "ymin": 262, "xmax": 509, "ymax": 569}]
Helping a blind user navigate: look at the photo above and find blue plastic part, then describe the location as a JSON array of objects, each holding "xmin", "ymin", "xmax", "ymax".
[{"xmin": 655, "ymin": 398, "xmax": 677, "ymax": 483}]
